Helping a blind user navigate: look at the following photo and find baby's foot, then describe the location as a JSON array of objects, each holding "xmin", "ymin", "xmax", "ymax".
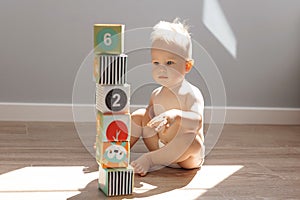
[{"xmin": 131, "ymin": 153, "xmax": 153, "ymax": 176}]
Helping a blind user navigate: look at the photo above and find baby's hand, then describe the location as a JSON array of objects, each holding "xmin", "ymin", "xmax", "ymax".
[
  {"xmin": 147, "ymin": 109, "xmax": 178, "ymax": 132},
  {"xmin": 147, "ymin": 115, "xmax": 168, "ymax": 132}
]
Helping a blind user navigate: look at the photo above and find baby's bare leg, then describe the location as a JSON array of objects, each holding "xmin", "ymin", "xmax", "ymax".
[
  {"xmin": 132, "ymin": 132, "xmax": 200, "ymax": 176},
  {"xmin": 142, "ymin": 126, "xmax": 159, "ymax": 151},
  {"xmin": 177, "ymin": 135, "xmax": 204, "ymax": 169},
  {"xmin": 131, "ymin": 109, "xmax": 159, "ymax": 176},
  {"xmin": 130, "ymin": 108, "xmax": 159, "ymax": 150},
  {"xmin": 130, "ymin": 109, "xmax": 145, "ymax": 147},
  {"xmin": 136, "ymin": 107, "xmax": 159, "ymax": 151}
]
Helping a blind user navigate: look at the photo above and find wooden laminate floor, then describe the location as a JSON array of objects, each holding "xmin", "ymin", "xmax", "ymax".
[{"xmin": 0, "ymin": 122, "xmax": 299, "ymax": 199}]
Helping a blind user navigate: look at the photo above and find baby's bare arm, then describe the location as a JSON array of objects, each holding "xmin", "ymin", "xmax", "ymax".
[
  {"xmin": 172, "ymin": 109, "xmax": 202, "ymax": 131},
  {"xmin": 148, "ymin": 85, "xmax": 203, "ymax": 133},
  {"xmin": 148, "ymin": 108, "xmax": 202, "ymax": 135},
  {"xmin": 179, "ymin": 87, "xmax": 204, "ymax": 131}
]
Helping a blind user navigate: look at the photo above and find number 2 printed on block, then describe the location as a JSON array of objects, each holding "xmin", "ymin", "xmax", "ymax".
[{"xmin": 96, "ymin": 84, "xmax": 130, "ymax": 113}]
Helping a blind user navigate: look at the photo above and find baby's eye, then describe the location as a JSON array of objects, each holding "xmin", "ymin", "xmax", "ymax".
[
  {"xmin": 153, "ymin": 61, "xmax": 159, "ymax": 65},
  {"xmin": 166, "ymin": 61, "xmax": 175, "ymax": 65}
]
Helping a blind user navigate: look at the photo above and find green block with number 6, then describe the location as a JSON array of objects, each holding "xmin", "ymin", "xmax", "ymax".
[{"xmin": 94, "ymin": 24, "xmax": 124, "ymax": 54}]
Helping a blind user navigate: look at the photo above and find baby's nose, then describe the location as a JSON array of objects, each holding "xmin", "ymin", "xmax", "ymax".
[{"xmin": 159, "ymin": 65, "xmax": 167, "ymax": 72}]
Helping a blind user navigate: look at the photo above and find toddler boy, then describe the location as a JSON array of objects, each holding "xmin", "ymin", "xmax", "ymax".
[{"xmin": 130, "ymin": 19, "xmax": 205, "ymax": 176}]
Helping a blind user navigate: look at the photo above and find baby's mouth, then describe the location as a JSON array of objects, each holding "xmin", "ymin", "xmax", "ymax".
[{"xmin": 158, "ymin": 75, "xmax": 168, "ymax": 79}]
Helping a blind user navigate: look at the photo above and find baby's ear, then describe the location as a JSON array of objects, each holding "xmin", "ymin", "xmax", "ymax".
[{"xmin": 185, "ymin": 59, "xmax": 194, "ymax": 73}]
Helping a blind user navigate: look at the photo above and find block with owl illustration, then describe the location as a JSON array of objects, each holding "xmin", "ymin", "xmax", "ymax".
[{"xmin": 96, "ymin": 141, "xmax": 130, "ymax": 168}]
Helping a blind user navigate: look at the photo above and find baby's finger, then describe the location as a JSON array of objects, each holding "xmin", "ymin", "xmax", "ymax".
[
  {"xmin": 147, "ymin": 115, "xmax": 164, "ymax": 127},
  {"xmin": 155, "ymin": 120, "xmax": 167, "ymax": 132}
]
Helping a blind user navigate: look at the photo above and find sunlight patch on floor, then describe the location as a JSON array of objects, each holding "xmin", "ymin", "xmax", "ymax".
[
  {"xmin": 0, "ymin": 192, "xmax": 81, "ymax": 200},
  {"xmin": 132, "ymin": 165, "xmax": 243, "ymax": 199},
  {"xmin": 0, "ymin": 165, "xmax": 243, "ymax": 199},
  {"xmin": 0, "ymin": 166, "xmax": 98, "ymax": 200},
  {"xmin": 185, "ymin": 165, "xmax": 243, "ymax": 189}
]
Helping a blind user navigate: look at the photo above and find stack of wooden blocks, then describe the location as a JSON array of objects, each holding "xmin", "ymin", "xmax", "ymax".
[{"xmin": 93, "ymin": 24, "xmax": 134, "ymax": 196}]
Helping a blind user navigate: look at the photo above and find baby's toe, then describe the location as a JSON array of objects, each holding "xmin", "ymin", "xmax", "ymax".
[{"xmin": 131, "ymin": 161, "xmax": 147, "ymax": 176}]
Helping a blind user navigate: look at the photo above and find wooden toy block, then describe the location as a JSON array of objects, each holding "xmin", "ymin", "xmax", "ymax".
[
  {"xmin": 94, "ymin": 24, "xmax": 124, "ymax": 55},
  {"xmin": 94, "ymin": 54, "xmax": 127, "ymax": 85},
  {"xmin": 96, "ymin": 141, "xmax": 130, "ymax": 168},
  {"xmin": 98, "ymin": 165, "xmax": 134, "ymax": 196},
  {"xmin": 96, "ymin": 111, "xmax": 130, "ymax": 141},
  {"xmin": 96, "ymin": 84, "xmax": 130, "ymax": 113}
]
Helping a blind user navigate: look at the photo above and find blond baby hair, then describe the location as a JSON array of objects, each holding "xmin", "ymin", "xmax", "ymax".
[{"xmin": 151, "ymin": 18, "xmax": 192, "ymax": 60}]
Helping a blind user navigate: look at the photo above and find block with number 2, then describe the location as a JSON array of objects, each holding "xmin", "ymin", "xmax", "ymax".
[{"xmin": 96, "ymin": 84, "xmax": 130, "ymax": 113}]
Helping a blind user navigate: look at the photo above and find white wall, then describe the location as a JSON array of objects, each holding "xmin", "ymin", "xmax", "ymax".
[{"xmin": 0, "ymin": 0, "xmax": 299, "ymax": 108}]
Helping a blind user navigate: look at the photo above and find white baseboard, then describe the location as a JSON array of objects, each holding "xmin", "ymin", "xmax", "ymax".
[
  {"xmin": 205, "ymin": 106, "xmax": 300, "ymax": 125},
  {"xmin": 0, "ymin": 103, "xmax": 75, "ymax": 122},
  {"xmin": 0, "ymin": 103, "xmax": 299, "ymax": 125}
]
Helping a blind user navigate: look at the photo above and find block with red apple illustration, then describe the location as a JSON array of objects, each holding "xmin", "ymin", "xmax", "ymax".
[{"xmin": 96, "ymin": 111, "xmax": 130, "ymax": 142}]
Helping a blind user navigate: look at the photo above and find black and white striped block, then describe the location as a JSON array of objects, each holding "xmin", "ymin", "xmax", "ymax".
[
  {"xmin": 98, "ymin": 165, "xmax": 134, "ymax": 196},
  {"xmin": 96, "ymin": 83, "xmax": 130, "ymax": 113},
  {"xmin": 94, "ymin": 54, "xmax": 128, "ymax": 85}
]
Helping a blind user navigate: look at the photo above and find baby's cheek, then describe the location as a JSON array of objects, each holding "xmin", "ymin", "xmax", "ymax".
[{"xmin": 169, "ymin": 70, "xmax": 184, "ymax": 82}]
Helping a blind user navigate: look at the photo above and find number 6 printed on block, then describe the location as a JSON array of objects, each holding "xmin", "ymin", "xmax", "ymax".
[
  {"xmin": 94, "ymin": 24, "xmax": 124, "ymax": 55},
  {"xmin": 103, "ymin": 33, "xmax": 112, "ymax": 46}
]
